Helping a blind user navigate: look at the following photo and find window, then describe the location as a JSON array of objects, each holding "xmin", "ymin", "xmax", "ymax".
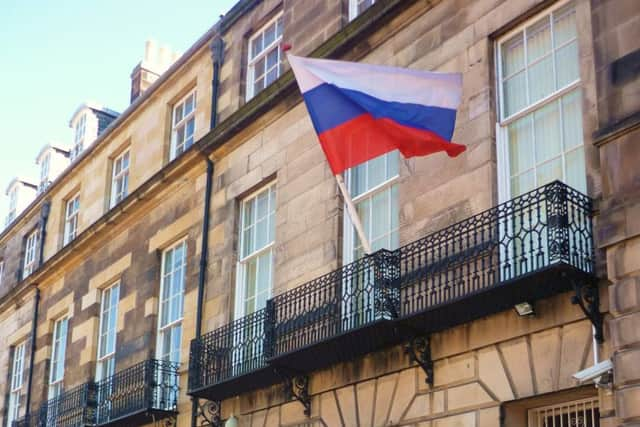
[
  {"xmin": 349, "ymin": 0, "xmax": 375, "ymax": 21},
  {"xmin": 235, "ymin": 184, "xmax": 276, "ymax": 318},
  {"xmin": 48, "ymin": 317, "xmax": 68, "ymax": 399},
  {"xmin": 63, "ymin": 194, "xmax": 80, "ymax": 245},
  {"xmin": 170, "ymin": 92, "xmax": 196, "ymax": 160},
  {"xmin": 23, "ymin": 229, "xmax": 39, "ymax": 279},
  {"xmin": 72, "ymin": 114, "xmax": 86, "ymax": 160},
  {"xmin": 7, "ymin": 341, "xmax": 26, "ymax": 426},
  {"xmin": 96, "ymin": 283, "xmax": 120, "ymax": 381},
  {"xmin": 110, "ymin": 150, "xmax": 130, "ymax": 207},
  {"xmin": 157, "ymin": 241, "xmax": 186, "ymax": 364},
  {"xmin": 497, "ymin": 1, "xmax": 585, "ymax": 200},
  {"xmin": 246, "ymin": 14, "xmax": 283, "ymax": 100},
  {"xmin": 7, "ymin": 187, "xmax": 18, "ymax": 225},
  {"xmin": 344, "ymin": 151, "xmax": 399, "ymax": 262},
  {"xmin": 528, "ymin": 397, "xmax": 599, "ymax": 426},
  {"xmin": 40, "ymin": 153, "xmax": 51, "ymax": 190}
]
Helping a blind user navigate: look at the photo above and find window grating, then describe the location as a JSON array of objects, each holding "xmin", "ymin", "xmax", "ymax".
[{"xmin": 528, "ymin": 397, "xmax": 599, "ymax": 427}]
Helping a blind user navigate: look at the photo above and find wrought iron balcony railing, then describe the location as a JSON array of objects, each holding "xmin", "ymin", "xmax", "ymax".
[
  {"xmin": 12, "ymin": 382, "xmax": 96, "ymax": 427},
  {"xmin": 188, "ymin": 181, "xmax": 595, "ymax": 401},
  {"xmin": 94, "ymin": 359, "xmax": 179, "ymax": 426}
]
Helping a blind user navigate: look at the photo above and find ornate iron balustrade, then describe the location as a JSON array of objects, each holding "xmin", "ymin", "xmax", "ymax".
[
  {"xmin": 188, "ymin": 308, "xmax": 271, "ymax": 400},
  {"xmin": 94, "ymin": 359, "xmax": 179, "ymax": 426},
  {"xmin": 268, "ymin": 249, "xmax": 401, "ymax": 370},
  {"xmin": 12, "ymin": 382, "xmax": 97, "ymax": 427},
  {"xmin": 397, "ymin": 181, "xmax": 594, "ymax": 327},
  {"xmin": 188, "ymin": 181, "xmax": 595, "ymax": 402}
]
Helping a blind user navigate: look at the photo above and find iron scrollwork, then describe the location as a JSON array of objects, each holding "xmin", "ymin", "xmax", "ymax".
[
  {"xmin": 405, "ymin": 335, "xmax": 434, "ymax": 387},
  {"xmin": 196, "ymin": 399, "xmax": 222, "ymax": 427},
  {"xmin": 571, "ymin": 280, "xmax": 603, "ymax": 343},
  {"xmin": 284, "ymin": 375, "xmax": 311, "ymax": 417}
]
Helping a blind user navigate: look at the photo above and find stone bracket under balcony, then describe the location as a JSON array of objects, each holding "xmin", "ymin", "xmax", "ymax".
[{"xmin": 188, "ymin": 181, "xmax": 597, "ymax": 408}]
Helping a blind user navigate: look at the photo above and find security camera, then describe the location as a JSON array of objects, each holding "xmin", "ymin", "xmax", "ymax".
[{"xmin": 572, "ymin": 359, "xmax": 613, "ymax": 385}]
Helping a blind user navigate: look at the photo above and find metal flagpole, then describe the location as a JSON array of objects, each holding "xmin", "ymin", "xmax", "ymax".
[{"xmin": 335, "ymin": 173, "xmax": 372, "ymax": 255}]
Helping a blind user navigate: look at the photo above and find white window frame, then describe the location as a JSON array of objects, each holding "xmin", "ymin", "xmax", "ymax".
[
  {"xmin": 342, "ymin": 152, "xmax": 400, "ymax": 264},
  {"xmin": 234, "ymin": 182, "xmax": 276, "ymax": 320},
  {"xmin": 48, "ymin": 316, "xmax": 68, "ymax": 399},
  {"xmin": 7, "ymin": 341, "xmax": 26, "ymax": 426},
  {"xmin": 246, "ymin": 13, "xmax": 284, "ymax": 101},
  {"xmin": 170, "ymin": 91, "xmax": 197, "ymax": 160},
  {"xmin": 40, "ymin": 153, "xmax": 51, "ymax": 189},
  {"xmin": 348, "ymin": 0, "xmax": 375, "ymax": 21},
  {"xmin": 527, "ymin": 397, "xmax": 599, "ymax": 427},
  {"xmin": 156, "ymin": 239, "xmax": 187, "ymax": 364},
  {"xmin": 72, "ymin": 113, "xmax": 86, "ymax": 160},
  {"xmin": 110, "ymin": 150, "xmax": 130, "ymax": 208},
  {"xmin": 7, "ymin": 188, "xmax": 18, "ymax": 225},
  {"xmin": 495, "ymin": 0, "xmax": 582, "ymax": 203},
  {"xmin": 63, "ymin": 193, "xmax": 80, "ymax": 246},
  {"xmin": 95, "ymin": 282, "xmax": 120, "ymax": 382},
  {"xmin": 23, "ymin": 229, "xmax": 39, "ymax": 279}
]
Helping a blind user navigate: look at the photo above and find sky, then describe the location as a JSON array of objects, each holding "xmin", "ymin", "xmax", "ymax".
[{"xmin": 0, "ymin": 0, "xmax": 237, "ymax": 219}]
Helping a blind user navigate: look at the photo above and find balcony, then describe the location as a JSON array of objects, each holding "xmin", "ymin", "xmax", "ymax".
[
  {"xmin": 13, "ymin": 359, "xmax": 179, "ymax": 427},
  {"xmin": 188, "ymin": 181, "xmax": 595, "ymax": 401},
  {"xmin": 13, "ymin": 382, "xmax": 96, "ymax": 427},
  {"xmin": 94, "ymin": 359, "xmax": 179, "ymax": 426}
]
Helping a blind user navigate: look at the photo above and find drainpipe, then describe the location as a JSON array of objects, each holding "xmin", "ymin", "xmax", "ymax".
[
  {"xmin": 38, "ymin": 201, "xmax": 51, "ymax": 267},
  {"xmin": 191, "ymin": 35, "xmax": 223, "ymax": 427},
  {"xmin": 209, "ymin": 36, "xmax": 224, "ymax": 130},
  {"xmin": 23, "ymin": 201, "xmax": 49, "ymax": 417},
  {"xmin": 24, "ymin": 287, "xmax": 40, "ymax": 418}
]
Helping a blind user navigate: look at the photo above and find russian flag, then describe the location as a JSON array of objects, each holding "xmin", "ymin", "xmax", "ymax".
[{"xmin": 288, "ymin": 55, "xmax": 465, "ymax": 175}]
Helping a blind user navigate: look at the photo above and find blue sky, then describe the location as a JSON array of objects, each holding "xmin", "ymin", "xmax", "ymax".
[{"xmin": 0, "ymin": 0, "xmax": 236, "ymax": 219}]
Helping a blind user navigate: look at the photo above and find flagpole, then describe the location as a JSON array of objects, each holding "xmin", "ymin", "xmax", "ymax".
[{"xmin": 335, "ymin": 174, "xmax": 372, "ymax": 255}]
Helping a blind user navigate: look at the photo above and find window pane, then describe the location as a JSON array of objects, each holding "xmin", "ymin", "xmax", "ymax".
[
  {"xmin": 533, "ymin": 100, "xmax": 562, "ymax": 163},
  {"xmin": 503, "ymin": 71, "xmax": 527, "ymax": 116},
  {"xmin": 511, "ymin": 170, "xmax": 535, "ymax": 196},
  {"xmin": 264, "ymin": 23, "xmax": 276, "ymax": 47},
  {"xmin": 555, "ymin": 41, "xmax": 579, "ymax": 88},
  {"xmin": 251, "ymin": 36, "xmax": 263, "ymax": 59},
  {"xmin": 562, "ymin": 90, "xmax": 583, "ymax": 150},
  {"xmin": 371, "ymin": 190, "xmax": 390, "ymax": 241},
  {"xmin": 502, "ymin": 33, "xmax": 525, "ymax": 77},
  {"xmin": 528, "ymin": 55, "xmax": 554, "ymax": 102},
  {"xmin": 367, "ymin": 154, "xmax": 387, "ymax": 189},
  {"xmin": 508, "ymin": 116, "xmax": 534, "ymax": 175},
  {"xmin": 254, "ymin": 78, "xmax": 264, "ymax": 96},
  {"xmin": 566, "ymin": 147, "xmax": 586, "ymax": 192},
  {"xmin": 553, "ymin": 4, "xmax": 577, "ymax": 47},
  {"xmin": 537, "ymin": 157, "xmax": 563, "ymax": 186},
  {"xmin": 526, "ymin": 17, "xmax": 552, "ymax": 63},
  {"xmin": 244, "ymin": 257, "xmax": 258, "ymax": 299},
  {"xmin": 257, "ymin": 251, "xmax": 271, "ymax": 294}
]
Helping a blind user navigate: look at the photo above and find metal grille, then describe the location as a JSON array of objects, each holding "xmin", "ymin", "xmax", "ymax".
[
  {"xmin": 270, "ymin": 249, "xmax": 400, "ymax": 357},
  {"xmin": 17, "ymin": 382, "xmax": 97, "ymax": 427},
  {"xmin": 94, "ymin": 359, "xmax": 179, "ymax": 425},
  {"xmin": 398, "ymin": 181, "xmax": 593, "ymax": 317},
  {"xmin": 529, "ymin": 397, "xmax": 599, "ymax": 427},
  {"xmin": 189, "ymin": 308, "xmax": 269, "ymax": 392}
]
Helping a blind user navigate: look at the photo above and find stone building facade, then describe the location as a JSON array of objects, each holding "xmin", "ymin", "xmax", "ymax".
[{"xmin": 0, "ymin": 0, "xmax": 638, "ymax": 426}]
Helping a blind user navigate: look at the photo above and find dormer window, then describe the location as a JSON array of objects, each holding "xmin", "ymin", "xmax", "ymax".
[
  {"xmin": 72, "ymin": 114, "xmax": 86, "ymax": 160},
  {"xmin": 349, "ymin": 0, "xmax": 375, "ymax": 21},
  {"xmin": 39, "ymin": 153, "xmax": 51, "ymax": 191},
  {"xmin": 7, "ymin": 187, "xmax": 17, "ymax": 224}
]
